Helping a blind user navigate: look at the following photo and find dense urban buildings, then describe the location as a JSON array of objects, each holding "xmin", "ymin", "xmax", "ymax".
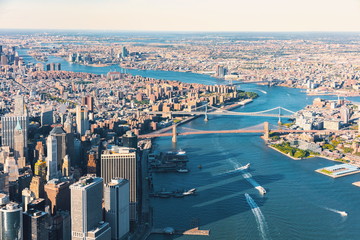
[{"xmin": 1, "ymin": 28, "xmax": 360, "ymax": 240}]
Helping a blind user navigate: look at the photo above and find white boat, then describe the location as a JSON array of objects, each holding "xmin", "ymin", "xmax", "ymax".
[
  {"xmin": 177, "ymin": 169, "xmax": 189, "ymax": 173},
  {"xmin": 176, "ymin": 150, "xmax": 186, "ymax": 155},
  {"xmin": 255, "ymin": 186, "xmax": 267, "ymax": 195},
  {"xmin": 183, "ymin": 188, "xmax": 196, "ymax": 196},
  {"xmin": 241, "ymin": 163, "xmax": 250, "ymax": 170}
]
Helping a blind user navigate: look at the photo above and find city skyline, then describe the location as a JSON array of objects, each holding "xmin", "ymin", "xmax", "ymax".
[{"xmin": 1, "ymin": 0, "xmax": 360, "ymax": 32}]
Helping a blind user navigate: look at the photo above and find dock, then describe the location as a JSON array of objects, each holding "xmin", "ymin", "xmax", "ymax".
[
  {"xmin": 352, "ymin": 181, "xmax": 360, "ymax": 187},
  {"xmin": 152, "ymin": 227, "xmax": 210, "ymax": 236},
  {"xmin": 315, "ymin": 163, "xmax": 360, "ymax": 178}
]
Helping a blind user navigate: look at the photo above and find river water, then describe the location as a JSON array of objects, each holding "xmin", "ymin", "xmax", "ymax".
[{"xmin": 19, "ymin": 50, "xmax": 360, "ymax": 240}]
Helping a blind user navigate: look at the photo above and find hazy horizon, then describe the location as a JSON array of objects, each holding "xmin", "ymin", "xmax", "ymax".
[{"xmin": 1, "ymin": 0, "xmax": 360, "ymax": 32}]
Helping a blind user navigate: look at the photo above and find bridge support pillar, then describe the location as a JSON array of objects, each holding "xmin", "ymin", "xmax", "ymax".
[
  {"xmin": 264, "ymin": 121, "xmax": 270, "ymax": 140},
  {"xmin": 172, "ymin": 124, "xmax": 177, "ymax": 143},
  {"xmin": 204, "ymin": 105, "xmax": 208, "ymax": 121}
]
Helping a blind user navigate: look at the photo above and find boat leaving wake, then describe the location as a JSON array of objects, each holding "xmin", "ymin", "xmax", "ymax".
[
  {"xmin": 325, "ymin": 207, "xmax": 348, "ymax": 217},
  {"xmin": 245, "ymin": 193, "xmax": 271, "ymax": 240},
  {"xmin": 243, "ymin": 172, "xmax": 266, "ymax": 195}
]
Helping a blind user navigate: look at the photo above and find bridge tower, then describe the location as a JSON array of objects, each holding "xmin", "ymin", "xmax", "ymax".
[
  {"xmin": 172, "ymin": 124, "xmax": 177, "ymax": 143},
  {"xmin": 204, "ymin": 105, "xmax": 208, "ymax": 122},
  {"xmin": 278, "ymin": 107, "xmax": 282, "ymax": 125},
  {"xmin": 263, "ymin": 121, "xmax": 270, "ymax": 140}
]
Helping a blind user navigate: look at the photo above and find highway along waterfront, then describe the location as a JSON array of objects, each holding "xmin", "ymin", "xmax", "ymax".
[{"xmin": 20, "ymin": 50, "xmax": 360, "ymax": 240}]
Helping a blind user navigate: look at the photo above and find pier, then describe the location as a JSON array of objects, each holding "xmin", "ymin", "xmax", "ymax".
[{"xmin": 151, "ymin": 227, "xmax": 210, "ymax": 236}]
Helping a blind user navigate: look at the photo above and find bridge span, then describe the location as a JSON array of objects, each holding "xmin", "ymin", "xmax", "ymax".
[{"xmin": 138, "ymin": 122, "xmax": 358, "ymax": 142}]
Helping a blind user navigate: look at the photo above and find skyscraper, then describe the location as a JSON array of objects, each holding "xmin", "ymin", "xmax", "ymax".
[
  {"xmin": 1, "ymin": 115, "xmax": 28, "ymax": 150},
  {"xmin": 1, "ymin": 95, "xmax": 28, "ymax": 150},
  {"xmin": 23, "ymin": 209, "xmax": 49, "ymax": 240},
  {"xmin": 13, "ymin": 120, "xmax": 26, "ymax": 168},
  {"xmin": 81, "ymin": 96, "xmax": 94, "ymax": 112},
  {"xmin": 104, "ymin": 178, "xmax": 130, "ymax": 240},
  {"xmin": 34, "ymin": 157, "xmax": 47, "ymax": 182},
  {"xmin": 49, "ymin": 127, "xmax": 67, "ymax": 170},
  {"xmin": 122, "ymin": 131, "xmax": 138, "ymax": 149},
  {"xmin": 76, "ymin": 105, "xmax": 89, "ymax": 136},
  {"xmin": 46, "ymin": 135, "xmax": 58, "ymax": 181},
  {"xmin": 29, "ymin": 176, "xmax": 44, "ymax": 199},
  {"xmin": 0, "ymin": 202, "xmax": 23, "ymax": 239},
  {"xmin": 14, "ymin": 95, "xmax": 26, "ymax": 116},
  {"xmin": 70, "ymin": 176, "xmax": 111, "ymax": 239},
  {"xmin": 122, "ymin": 46, "xmax": 129, "ymax": 58},
  {"xmin": 44, "ymin": 179, "xmax": 70, "ymax": 216},
  {"xmin": 22, "ymin": 188, "xmax": 35, "ymax": 212},
  {"xmin": 101, "ymin": 146, "xmax": 138, "ymax": 222},
  {"xmin": 40, "ymin": 107, "xmax": 53, "ymax": 126}
]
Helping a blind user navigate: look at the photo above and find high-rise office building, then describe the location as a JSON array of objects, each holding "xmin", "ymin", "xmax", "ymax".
[
  {"xmin": 101, "ymin": 146, "xmax": 138, "ymax": 221},
  {"xmin": 122, "ymin": 46, "xmax": 129, "ymax": 58},
  {"xmin": 40, "ymin": 107, "xmax": 53, "ymax": 126},
  {"xmin": 70, "ymin": 176, "xmax": 111, "ymax": 239},
  {"xmin": 23, "ymin": 209, "xmax": 49, "ymax": 240},
  {"xmin": 1, "ymin": 95, "xmax": 28, "ymax": 150},
  {"xmin": 0, "ymin": 55, "xmax": 8, "ymax": 65},
  {"xmin": 50, "ymin": 210, "xmax": 71, "ymax": 240},
  {"xmin": 14, "ymin": 95, "xmax": 26, "ymax": 116},
  {"xmin": 29, "ymin": 176, "xmax": 44, "ymax": 199},
  {"xmin": 13, "ymin": 120, "xmax": 26, "ymax": 168},
  {"xmin": 76, "ymin": 105, "xmax": 89, "ymax": 136},
  {"xmin": 44, "ymin": 179, "xmax": 70, "ymax": 216},
  {"xmin": 0, "ymin": 172, "xmax": 9, "ymax": 193},
  {"xmin": 64, "ymin": 114, "xmax": 73, "ymax": 134},
  {"xmin": 46, "ymin": 135, "xmax": 58, "ymax": 181},
  {"xmin": 215, "ymin": 65, "xmax": 227, "ymax": 78},
  {"xmin": 49, "ymin": 127, "xmax": 67, "ymax": 170},
  {"xmin": 34, "ymin": 157, "xmax": 47, "ymax": 182},
  {"xmin": 122, "ymin": 131, "xmax": 138, "ymax": 149},
  {"xmin": 4, "ymin": 156, "xmax": 19, "ymax": 182},
  {"xmin": 0, "ymin": 202, "xmax": 23, "ymax": 239},
  {"xmin": 1, "ymin": 115, "xmax": 28, "ymax": 150},
  {"xmin": 82, "ymin": 96, "xmax": 94, "ymax": 112},
  {"xmin": 340, "ymin": 106, "xmax": 350, "ymax": 124},
  {"xmin": 22, "ymin": 188, "xmax": 35, "ymax": 212},
  {"xmin": 104, "ymin": 178, "xmax": 130, "ymax": 240}
]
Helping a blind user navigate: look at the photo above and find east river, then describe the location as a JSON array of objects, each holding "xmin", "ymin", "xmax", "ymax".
[{"xmin": 20, "ymin": 50, "xmax": 360, "ymax": 240}]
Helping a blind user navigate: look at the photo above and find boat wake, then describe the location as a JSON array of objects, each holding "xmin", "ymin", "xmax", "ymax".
[
  {"xmin": 243, "ymin": 172, "xmax": 266, "ymax": 195},
  {"xmin": 258, "ymin": 89, "xmax": 267, "ymax": 94},
  {"xmin": 245, "ymin": 193, "xmax": 271, "ymax": 240},
  {"xmin": 324, "ymin": 207, "xmax": 348, "ymax": 217}
]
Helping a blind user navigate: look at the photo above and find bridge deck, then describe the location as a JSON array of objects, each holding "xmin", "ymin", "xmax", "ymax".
[{"xmin": 138, "ymin": 129, "xmax": 358, "ymax": 138}]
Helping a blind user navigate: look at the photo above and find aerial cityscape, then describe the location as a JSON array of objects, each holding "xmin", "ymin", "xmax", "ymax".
[{"xmin": 1, "ymin": 0, "xmax": 360, "ymax": 240}]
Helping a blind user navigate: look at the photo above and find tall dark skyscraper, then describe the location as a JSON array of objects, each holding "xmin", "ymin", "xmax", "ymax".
[
  {"xmin": 104, "ymin": 178, "xmax": 130, "ymax": 240},
  {"xmin": 101, "ymin": 146, "xmax": 138, "ymax": 222},
  {"xmin": 0, "ymin": 202, "xmax": 23, "ymax": 238},
  {"xmin": 23, "ymin": 209, "xmax": 49, "ymax": 240}
]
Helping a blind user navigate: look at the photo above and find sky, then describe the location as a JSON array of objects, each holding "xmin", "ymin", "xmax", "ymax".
[{"xmin": 1, "ymin": 0, "xmax": 360, "ymax": 32}]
